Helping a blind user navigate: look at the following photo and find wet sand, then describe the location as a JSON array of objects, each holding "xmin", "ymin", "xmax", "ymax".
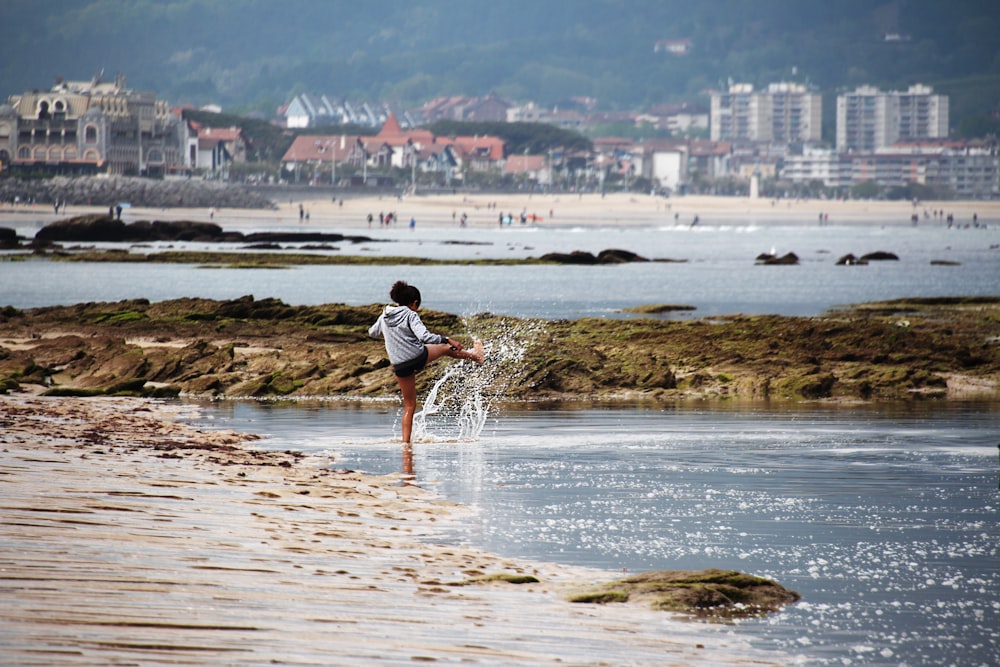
[
  {"xmin": 1, "ymin": 394, "xmax": 785, "ymax": 666},
  {"xmin": 3, "ymin": 191, "xmax": 999, "ymax": 234}
]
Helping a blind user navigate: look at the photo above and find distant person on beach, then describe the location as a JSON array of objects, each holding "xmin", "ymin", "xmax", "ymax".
[{"xmin": 368, "ymin": 281, "xmax": 484, "ymax": 444}]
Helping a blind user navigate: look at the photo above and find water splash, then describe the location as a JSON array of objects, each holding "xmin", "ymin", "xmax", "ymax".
[{"xmin": 411, "ymin": 315, "xmax": 545, "ymax": 442}]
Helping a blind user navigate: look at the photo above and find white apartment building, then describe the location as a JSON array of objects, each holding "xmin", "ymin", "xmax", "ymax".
[
  {"xmin": 780, "ymin": 141, "xmax": 999, "ymax": 198},
  {"xmin": 710, "ymin": 82, "xmax": 822, "ymax": 144},
  {"xmin": 836, "ymin": 85, "xmax": 949, "ymax": 152}
]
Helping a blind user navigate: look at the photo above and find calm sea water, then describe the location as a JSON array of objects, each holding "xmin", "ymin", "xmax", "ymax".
[
  {"xmin": 2, "ymin": 217, "xmax": 998, "ymax": 318},
  {"xmin": 6, "ymin": 213, "xmax": 1000, "ymax": 664},
  {"xmin": 193, "ymin": 399, "xmax": 1000, "ymax": 667}
]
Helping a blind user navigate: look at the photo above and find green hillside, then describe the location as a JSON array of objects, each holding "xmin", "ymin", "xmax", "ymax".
[{"xmin": 2, "ymin": 0, "xmax": 998, "ymax": 132}]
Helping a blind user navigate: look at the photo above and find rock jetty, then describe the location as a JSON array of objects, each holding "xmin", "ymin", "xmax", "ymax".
[{"xmin": 0, "ymin": 175, "xmax": 275, "ymax": 210}]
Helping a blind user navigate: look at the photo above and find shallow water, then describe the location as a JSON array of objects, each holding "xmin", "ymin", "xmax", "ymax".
[
  {"xmin": 3, "ymin": 220, "xmax": 998, "ymax": 318},
  {"xmin": 8, "ymin": 210, "xmax": 1000, "ymax": 665},
  {"xmin": 194, "ymin": 399, "xmax": 1000, "ymax": 666}
]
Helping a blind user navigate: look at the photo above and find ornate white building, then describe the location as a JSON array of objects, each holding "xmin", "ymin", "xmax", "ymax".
[{"xmin": 1, "ymin": 73, "xmax": 189, "ymax": 176}]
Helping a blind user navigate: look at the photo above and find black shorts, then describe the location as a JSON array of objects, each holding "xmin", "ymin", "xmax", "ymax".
[{"xmin": 393, "ymin": 347, "xmax": 429, "ymax": 378}]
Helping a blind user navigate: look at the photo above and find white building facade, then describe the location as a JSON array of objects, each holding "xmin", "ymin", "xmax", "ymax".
[
  {"xmin": 710, "ymin": 83, "xmax": 821, "ymax": 144},
  {"xmin": 836, "ymin": 85, "xmax": 949, "ymax": 152}
]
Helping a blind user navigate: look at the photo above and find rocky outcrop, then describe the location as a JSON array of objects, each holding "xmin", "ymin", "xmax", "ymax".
[
  {"xmin": 859, "ymin": 251, "xmax": 899, "ymax": 261},
  {"xmin": 1, "ymin": 296, "xmax": 996, "ymax": 402},
  {"xmin": 34, "ymin": 215, "xmax": 237, "ymax": 244},
  {"xmin": 835, "ymin": 253, "xmax": 868, "ymax": 265},
  {"xmin": 835, "ymin": 251, "xmax": 898, "ymax": 264},
  {"xmin": 539, "ymin": 248, "xmax": 649, "ymax": 264},
  {"xmin": 755, "ymin": 251, "xmax": 799, "ymax": 265},
  {"xmin": 569, "ymin": 569, "xmax": 800, "ymax": 618},
  {"xmin": 0, "ymin": 227, "xmax": 21, "ymax": 249},
  {"xmin": 0, "ymin": 175, "xmax": 275, "ymax": 210},
  {"xmin": 33, "ymin": 215, "xmax": 376, "ymax": 245}
]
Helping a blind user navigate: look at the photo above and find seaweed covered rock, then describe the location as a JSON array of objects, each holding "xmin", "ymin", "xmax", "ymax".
[{"xmin": 569, "ymin": 568, "xmax": 800, "ymax": 619}]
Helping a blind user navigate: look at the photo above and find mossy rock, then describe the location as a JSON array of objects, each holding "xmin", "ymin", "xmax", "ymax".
[
  {"xmin": 569, "ymin": 568, "xmax": 800, "ymax": 619},
  {"xmin": 0, "ymin": 376, "xmax": 21, "ymax": 393},
  {"xmin": 466, "ymin": 573, "xmax": 540, "ymax": 585}
]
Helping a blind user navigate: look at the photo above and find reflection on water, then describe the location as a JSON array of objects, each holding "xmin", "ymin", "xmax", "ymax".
[{"xmin": 192, "ymin": 399, "xmax": 999, "ymax": 666}]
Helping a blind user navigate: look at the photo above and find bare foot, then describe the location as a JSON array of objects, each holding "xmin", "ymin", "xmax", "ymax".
[{"xmin": 472, "ymin": 339, "xmax": 485, "ymax": 364}]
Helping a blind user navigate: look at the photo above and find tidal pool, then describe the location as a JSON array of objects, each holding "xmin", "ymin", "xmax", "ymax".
[{"xmin": 195, "ymin": 399, "xmax": 1000, "ymax": 666}]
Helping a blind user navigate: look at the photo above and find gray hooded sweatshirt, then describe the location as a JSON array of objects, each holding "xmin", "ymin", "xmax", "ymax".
[{"xmin": 368, "ymin": 304, "xmax": 448, "ymax": 365}]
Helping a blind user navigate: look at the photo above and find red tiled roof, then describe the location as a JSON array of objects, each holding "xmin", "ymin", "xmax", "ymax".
[
  {"xmin": 198, "ymin": 127, "xmax": 243, "ymax": 142},
  {"xmin": 444, "ymin": 136, "xmax": 505, "ymax": 161},
  {"xmin": 504, "ymin": 154, "xmax": 546, "ymax": 174},
  {"xmin": 280, "ymin": 134, "xmax": 359, "ymax": 162}
]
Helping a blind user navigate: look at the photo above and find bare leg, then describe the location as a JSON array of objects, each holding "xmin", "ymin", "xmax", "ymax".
[
  {"xmin": 426, "ymin": 341, "xmax": 485, "ymax": 365},
  {"xmin": 396, "ymin": 374, "xmax": 417, "ymax": 444}
]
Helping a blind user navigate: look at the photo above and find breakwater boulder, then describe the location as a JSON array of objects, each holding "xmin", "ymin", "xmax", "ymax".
[{"xmin": 0, "ymin": 175, "xmax": 275, "ymax": 210}]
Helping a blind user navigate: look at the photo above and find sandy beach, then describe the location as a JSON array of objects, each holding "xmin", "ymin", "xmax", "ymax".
[
  {"xmin": 4, "ymin": 191, "xmax": 1000, "ymax": 234},
  {"xmin": 1, "ymin": 394, "xmax": 791, "ymax": 666}
]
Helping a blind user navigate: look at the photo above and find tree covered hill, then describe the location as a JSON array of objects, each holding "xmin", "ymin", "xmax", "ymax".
[{"xmin": 2, "ymin": 0, "xmax": 998, "ymax": 132}]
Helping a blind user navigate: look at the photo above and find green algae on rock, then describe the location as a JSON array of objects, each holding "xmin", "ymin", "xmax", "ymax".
[
  {"xmin": 1, "ymin": 296, "xmax": 997, "ymax": 401},
  {"xmin": 569, "ymin": 568, "xmax": 801, "ymax": 619}
]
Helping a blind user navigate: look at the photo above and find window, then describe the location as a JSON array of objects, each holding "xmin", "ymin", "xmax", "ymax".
[{"xmin": 85, "ymin": 125, "xmax": 98, "ymax": 143}]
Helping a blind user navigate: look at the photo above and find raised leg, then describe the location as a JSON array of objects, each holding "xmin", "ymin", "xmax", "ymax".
[{"xmin": 426, "ymin": 341, "xmax": 485, "ymax": 365}]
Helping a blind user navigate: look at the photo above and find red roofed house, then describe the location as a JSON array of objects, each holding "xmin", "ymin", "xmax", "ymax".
[
  {"xmin": 195, "ymin": 126, "xmax": 248, "ymax": 176},
  {"xmin": 503, "ymin": 153, "xmax": 548, "ymax": 184},
  {"xmin": 375, "ymin": 113, "xmax": 506, "ymax": 176},
  {"xmin": 280, "ymin": 134, "xmax": 366, "ymax": 184},
  {"xmin": 446, "ymin": 135, "xmax": 506, "ymax": 173}
]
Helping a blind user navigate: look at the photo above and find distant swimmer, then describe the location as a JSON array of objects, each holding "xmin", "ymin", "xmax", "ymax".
[{"xmin": 368, "ymin": 280, "xmax": 485, "ymax": 444}]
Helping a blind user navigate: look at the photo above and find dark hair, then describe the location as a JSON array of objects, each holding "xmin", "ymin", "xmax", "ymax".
[{"xmin": 390, "ymin": 280, "xmax": 421, "ymax": 306}]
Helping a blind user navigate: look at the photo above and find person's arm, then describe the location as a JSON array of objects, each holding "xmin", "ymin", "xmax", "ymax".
[
  {"xmin": 368, "ymin": 314, "xmax": 385, "ymax": 339},
  {"xmin": 408, "ymin": 311, "xmax": 450, "ymax": 346}
]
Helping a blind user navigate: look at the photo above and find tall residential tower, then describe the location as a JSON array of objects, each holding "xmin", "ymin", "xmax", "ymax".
[{"xmin": 836, "ymin": 85, "xmax": 948, "ymax": 152}]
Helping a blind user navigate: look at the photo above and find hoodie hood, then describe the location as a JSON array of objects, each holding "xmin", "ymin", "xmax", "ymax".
[{"xmin": 382, "ymin": 304, "xmax": 412, "ymax": 327}]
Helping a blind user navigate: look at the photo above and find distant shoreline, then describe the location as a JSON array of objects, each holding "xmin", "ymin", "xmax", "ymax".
[{"xmin": 3, "ymin": 191, "xmax": 999, "ymax": 234}]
